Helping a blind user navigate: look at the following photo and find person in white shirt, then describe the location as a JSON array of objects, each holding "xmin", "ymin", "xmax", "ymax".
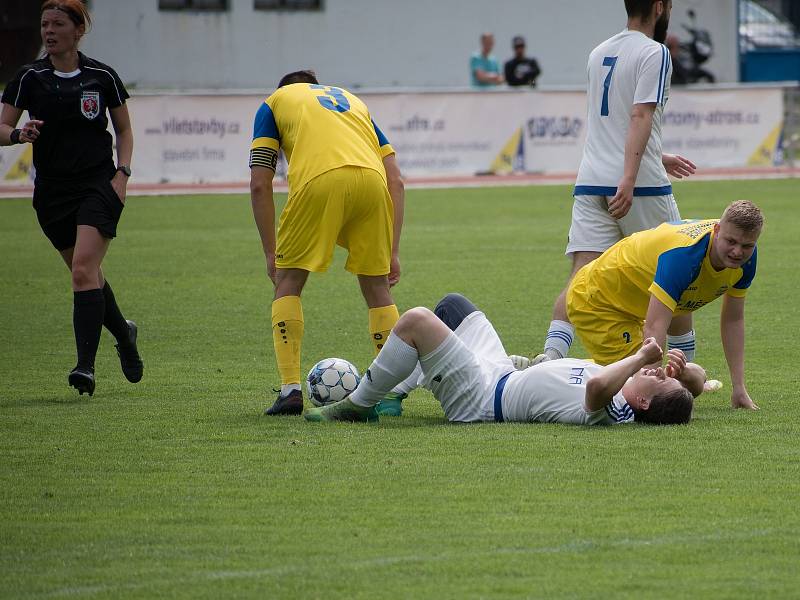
[
  {"xmin": 530, "ymin": 0, "xmax": 698, "ymax": 369},
  {"xmin": 304, "ymin": 294, "xmax": 699, "ymax": 426}
]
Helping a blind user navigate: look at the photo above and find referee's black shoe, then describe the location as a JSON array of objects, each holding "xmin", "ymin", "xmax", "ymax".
[
  {"xmin": 264, "ymin": 389, "xmax": 304, "ymax": 416},
  {"xmin": 68, "ymin": 367, "xmax": 95, "ymax": 396},
  {"xmin": 115, "ymin": 320, "xmax": 143, "ymax": 383}
]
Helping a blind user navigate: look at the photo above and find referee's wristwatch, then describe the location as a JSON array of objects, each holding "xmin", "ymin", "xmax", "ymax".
[{"xmin": 116, "ymin": 165, "xmax": 132, "ymax": 177}]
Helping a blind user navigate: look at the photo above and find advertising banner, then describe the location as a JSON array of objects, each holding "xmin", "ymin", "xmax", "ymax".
[
  {"xmin": 0, "ymin": 88, "xmax": 785, "ymax": 187},
  {"xmin": 662, "ymin": 88, "xmax": 784, "ymax": 168},
  {"xmin": 365, "ymin": 91, "xmax": 532, "ymax": 177},
  {"xmin": 517, "ymin": 87, "xmax": 785, "ymax": 175},
  {"xmin": 518, "ymin": 91, "xmax": 588, "ymax": 174},
  {"xmin": 131, "ymin": 94, "xmax": 257, "ymax": 184},
  {"xmin": 0, "ymin": 142, "xmax": 33, "ymax": 184}
]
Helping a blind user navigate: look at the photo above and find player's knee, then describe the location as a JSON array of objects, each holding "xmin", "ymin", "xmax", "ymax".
[
  {"xmin": 357, "ymin": 274, "xmax": 392, "ymax": 306},
  {"xmin": 395, "ymin": 307, "xmax": 435, "ymax": 336},
  {"xmin": 274, "ymin": 269, "xmax": 308, "ymax": 297},
  {"xmin": 70, "ymin": 261, "xmax": 99, "ymax": 289},
  {"xmin": 434, "ymin": 293, "xmax": 478, "ymax": 331}
]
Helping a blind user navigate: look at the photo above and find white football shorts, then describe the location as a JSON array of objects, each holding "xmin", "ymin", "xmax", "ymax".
[
  {"xmin": 566, "ymin": 194, "xmax": 680, "ymax": 255},
  {"xmin": 418, "ymin": 311, "xmax": 514, "ymax": 423}
]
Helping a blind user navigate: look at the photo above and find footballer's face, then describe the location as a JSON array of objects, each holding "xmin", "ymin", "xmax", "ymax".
[
  {"xmin": 711, "ymin": 221, "xmax": 760, "ymax": 271},
  {"xmin": 654, "ymin": 0, "xmax": 672, "ymax": 44},
  {"xmin": 627, "ymin": 367, "xmax": 683, "ymax": 407},
  {"xmin": 41, "ymin": 9, "xmax": 84, "ymax": 56}
]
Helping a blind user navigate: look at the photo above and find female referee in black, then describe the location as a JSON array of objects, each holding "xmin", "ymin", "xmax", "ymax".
[{"xmin": 0, "ymin": 0, "xmax": 142, "ymax": 396}]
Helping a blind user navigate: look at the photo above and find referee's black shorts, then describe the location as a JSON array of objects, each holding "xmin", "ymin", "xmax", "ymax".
[{"xmin": 33, "ymin": 174, "xmax": 125, "ymax": 251}]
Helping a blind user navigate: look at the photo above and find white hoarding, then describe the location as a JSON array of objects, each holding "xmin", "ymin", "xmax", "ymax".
[{"xmin": 0, "ymin": 88, "xmax": 785, "ymax": 187}]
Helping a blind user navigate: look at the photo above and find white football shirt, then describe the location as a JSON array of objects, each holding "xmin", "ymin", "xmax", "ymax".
[
  {"xmin": 500, "ymin": 359, "xmax": 634, "ymax": 425},
  {"xmin": 575, "ymin": 29, "xmax": 672, "ymax": 197}
]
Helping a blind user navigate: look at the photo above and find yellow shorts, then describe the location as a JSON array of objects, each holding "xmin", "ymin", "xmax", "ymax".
[
  {"xmin": 276, "ymin": 166, "xmax": 393, "ymax": 275},
  {"xmin": 566, "ymin": 268, "xmax": 643, "ymax": 365}
]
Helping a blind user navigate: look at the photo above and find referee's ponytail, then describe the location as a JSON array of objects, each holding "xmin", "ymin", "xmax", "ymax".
[{"xmin": 41, "ymin": 0, "xmax": 92, "ymax": 32}]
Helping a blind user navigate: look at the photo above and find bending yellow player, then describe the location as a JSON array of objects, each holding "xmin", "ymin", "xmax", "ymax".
[{"xmin": 249, "ymin": 70, "xmax": 404, "ymax": 415}]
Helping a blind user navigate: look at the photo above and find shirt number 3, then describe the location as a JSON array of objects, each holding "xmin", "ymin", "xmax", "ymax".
[{"xmin": 310, "ymin": 84, "xmax": 350, "ymax": 113}]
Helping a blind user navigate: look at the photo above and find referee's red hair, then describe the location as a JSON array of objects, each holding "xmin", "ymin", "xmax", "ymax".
[{"xmin": 41, "ymin": 0, "xmax": 92, "ymax": 30}]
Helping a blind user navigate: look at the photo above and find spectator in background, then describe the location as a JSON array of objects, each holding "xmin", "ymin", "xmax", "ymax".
[
  {"xmin": 504, "ymin": 36, "xmax": 541, "ymax": 87},
  {"xmin": 665, "ymin": 34, "xmax": 690, "ymax": 85},
  {"xmin": 470, "ymin": 33, "xmax": 504, "ymax": 87}
]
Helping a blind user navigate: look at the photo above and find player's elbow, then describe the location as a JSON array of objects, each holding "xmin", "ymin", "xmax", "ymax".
[
  {"xmin": 630, "ymin": 103, "xmax": 656, "ymax": 123},
  {"xmin": 383, "ymin": 156, "xmax": 404, "ymax": 191},
  {"xmin": 682, "ymin": 363, "xmax": 706, "ymax": 397},
  {"xmin": 250, "ymin": 179, "xmax": 265, "ymax": 197},
  {"xmin": 249, "ymin": 172, "xmax": 271, "ymax": 197},
  {"xmin": 389, "ymin": 172, "xmax": 405, "ymax": 196}
]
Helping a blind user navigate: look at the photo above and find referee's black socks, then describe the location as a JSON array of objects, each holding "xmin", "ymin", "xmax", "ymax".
[
  {"xmin": 101, "ymin": 281, "xmax": 131, "ymax": 343},
  {"xmin": 73, "ymin": 288, "xmax": 105, "ymax": 370}
]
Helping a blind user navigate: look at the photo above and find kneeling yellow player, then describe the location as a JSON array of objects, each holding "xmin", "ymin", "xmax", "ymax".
[{"xmin": 567, "ymin": 200, "xmax": 762, "ymax": 410}]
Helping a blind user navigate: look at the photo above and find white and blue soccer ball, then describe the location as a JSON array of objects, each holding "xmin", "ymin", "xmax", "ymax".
[{"xmin": 306, "ymin": 358, "xmax": 361, "ymax": 407}]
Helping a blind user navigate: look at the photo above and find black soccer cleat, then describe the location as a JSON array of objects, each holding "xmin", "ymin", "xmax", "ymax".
[
  {"xmin": 68, "ymin": 367, "xmax": 96, "ymax": 396},
  {"xmin": 115, "ymin": 320, "xmax": 143, "ymax": 383},
  {"xmin": 264, "ymin": 388, "xmax": 304, "ymax": 416}
]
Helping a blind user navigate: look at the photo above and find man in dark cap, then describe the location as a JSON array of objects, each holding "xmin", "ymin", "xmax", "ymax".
[{"xmin": 504, "ymin": 36, "xmax": 541, "ymax": 87}]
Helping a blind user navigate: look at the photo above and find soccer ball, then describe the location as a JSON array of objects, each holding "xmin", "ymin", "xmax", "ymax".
[{"xmin": 306, "ymin": 358, "xmax": 361, "ymax": 407}]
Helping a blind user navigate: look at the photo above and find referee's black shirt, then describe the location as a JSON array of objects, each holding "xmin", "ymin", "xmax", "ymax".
[{"xmin": 2, "ymin": 52, "xmax": 129, "ymax": 182}]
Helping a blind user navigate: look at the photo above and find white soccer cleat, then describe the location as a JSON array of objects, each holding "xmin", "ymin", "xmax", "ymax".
[
  {"xmin": 509, "ymin": 355, "xmax": 532, "ymax": 370},
  {"xmin": 703, "ymin": 379, "xmax": 723, "ymax": 393}
]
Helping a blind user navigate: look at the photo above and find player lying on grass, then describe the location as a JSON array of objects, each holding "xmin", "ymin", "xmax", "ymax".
[{"xmin": 304, "ymin": 293, "xmax": 703, "ymax": 425}]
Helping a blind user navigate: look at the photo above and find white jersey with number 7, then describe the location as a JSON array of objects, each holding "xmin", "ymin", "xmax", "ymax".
[{"xmin": 574, "ymin": 29, "xmax": 672, "ymax": 197}]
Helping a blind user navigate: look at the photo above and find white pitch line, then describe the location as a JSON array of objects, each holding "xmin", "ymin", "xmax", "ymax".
[{"xmin": 42, "ymin": 526, "xmax": 780, "ymax": 597}]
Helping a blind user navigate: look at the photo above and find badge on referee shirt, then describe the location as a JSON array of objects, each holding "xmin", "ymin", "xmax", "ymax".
[{"xmin": 80, "ymin": 91, "xmax": 100, "ymax": 120}]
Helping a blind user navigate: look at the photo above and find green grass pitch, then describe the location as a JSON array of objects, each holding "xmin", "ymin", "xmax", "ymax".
[{"xmin": 1, "ymin": 179, "xmax": 799, "ymax": 598}]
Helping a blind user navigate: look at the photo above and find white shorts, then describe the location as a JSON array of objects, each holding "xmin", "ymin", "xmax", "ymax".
[
  {"xmin": 566, "ymin": 194, "xmax": 680, "ymax": 255},
  {"xmin": 418, "ymin": 311, "xmax": 514, "ymax": 423}
]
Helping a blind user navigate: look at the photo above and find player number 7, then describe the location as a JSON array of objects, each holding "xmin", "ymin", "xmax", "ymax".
[{"xmin": 601, "ymin": 56, "xmax": 618, "ymax": 117}]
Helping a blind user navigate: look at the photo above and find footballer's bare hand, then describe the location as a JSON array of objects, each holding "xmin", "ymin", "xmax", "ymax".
[
  {"xmin": 664, "ymin": 348, "xmax": 687, "ymax": 378},
  {"xmin": 731, "ymin": 388, "xmax": 759, "ymax": 410},
  {"xmin": 608, "ymin": 182, "xmax": 633, "ymax": 219},
  {"xmin": 266, "ymin": 253, "xmax": 277, "ymax": 284},
  {"xmin": 638, "ymin": 336, "xmax": 663, "ymax": 365},
  {"xmin": 388, "ymin": 255, "xmax": 401, "ymax": 287},
  {"xmin": 662, "ymin": 154, "xmax": 696, "ymax": 179}
]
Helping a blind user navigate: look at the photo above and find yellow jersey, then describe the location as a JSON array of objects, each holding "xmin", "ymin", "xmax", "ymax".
[
  {"xmin": 575, "ymin": 219, "xmax": 758, "ymax": 319},
  {"xmin": 250, "ymin": 83, "xmax": 394, "ymax": 191}
]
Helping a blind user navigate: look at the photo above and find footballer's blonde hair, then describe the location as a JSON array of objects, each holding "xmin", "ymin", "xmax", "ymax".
[{"xmin": 721, "ymin": 200, "xmax": 764, "ymax": 233}]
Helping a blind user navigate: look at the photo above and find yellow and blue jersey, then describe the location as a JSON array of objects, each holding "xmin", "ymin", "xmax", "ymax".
[
  {"xmin": 579, "ymin": 219, "xmax": 757, "ymax": 318},
  {"xmin": 249, "ymin": 83, "xmax": 394, "ymax": 190}
]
